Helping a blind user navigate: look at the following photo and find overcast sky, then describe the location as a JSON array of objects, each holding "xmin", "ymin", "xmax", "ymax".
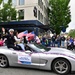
[{"xmin": 66, "ymin": 0, "xmax": 75, "ymax": 32}]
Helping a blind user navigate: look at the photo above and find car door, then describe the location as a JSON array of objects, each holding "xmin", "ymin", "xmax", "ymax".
[
  {"xmin": 10, "ymin": 49, "xmax": 40, "ymax": 68},
  {"xmin": 10, "ymin": 50, "xmax": 22, "ymax": 66}
]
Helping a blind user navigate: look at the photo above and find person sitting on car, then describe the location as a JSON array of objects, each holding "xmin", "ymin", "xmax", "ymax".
[
  {"xmin": 14, "ymin": 31, "xmax": 25, "ymax": 51},
  {"xmin": 5, "ymin": 29, "xmax": 21, "ymax": 50}
]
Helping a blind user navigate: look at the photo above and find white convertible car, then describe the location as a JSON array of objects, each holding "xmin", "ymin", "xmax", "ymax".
[{"xmin": 0, "ymin": 43, "xmax": 75, "ymax": 75}]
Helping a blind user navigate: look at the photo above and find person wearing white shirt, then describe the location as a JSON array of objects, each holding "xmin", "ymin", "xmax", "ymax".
[{"xmin": 14, "ymin": 31, "xmax": 25, "ymax": 51}]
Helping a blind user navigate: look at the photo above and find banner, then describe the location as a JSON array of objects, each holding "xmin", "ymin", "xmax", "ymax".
[{"xmin": 18, "ymin": 55, "xmax": 31, "ymax": 65}]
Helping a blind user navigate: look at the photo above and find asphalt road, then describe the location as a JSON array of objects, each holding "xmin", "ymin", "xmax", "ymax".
[{"xmin": 0, "ymin": 67, "xmax": 75, "ymax": 75}]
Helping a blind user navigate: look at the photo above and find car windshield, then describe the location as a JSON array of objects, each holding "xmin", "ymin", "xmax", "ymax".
[{"xmin": 29, "ymin": 43, "xmax": 50, "ymax": 52}]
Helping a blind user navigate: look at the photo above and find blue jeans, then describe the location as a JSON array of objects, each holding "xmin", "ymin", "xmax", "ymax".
[
  {"xmin": 61, "ymin": 41, "xmax": 65, "ymax": 47},
  {"xmin": 57, "ymin": 41, "xmax": 60, "ymax": 47},
  {"xmin": 52, "ymin": 41, "xmax": 55, "ymax": 47}
]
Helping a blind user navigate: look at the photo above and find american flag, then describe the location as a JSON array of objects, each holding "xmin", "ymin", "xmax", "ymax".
[{"xmin": 18, "ymin": 30, "xmax": 28, "ymax": 38}]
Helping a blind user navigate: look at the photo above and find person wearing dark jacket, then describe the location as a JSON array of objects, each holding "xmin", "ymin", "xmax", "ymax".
[
  {"xmin": 57, "ymin": 35, "xmax": 61, "ymax": 47},
  {"xmin": 61, "ymin": 35, "xmax": 65, "ymax": 47},
  {"xmin": 52, "ymin": 34, "xmax": 56, "ymax": 47},
  {"xmin": 5, "ymin": 29, "xmax": 18, "ymax": 50}
]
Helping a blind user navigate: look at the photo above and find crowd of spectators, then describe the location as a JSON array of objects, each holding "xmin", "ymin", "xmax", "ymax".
[
  {"xmin": 39, "ymin": 34, "xmax": 75, "ymax": 50},
  {"xmin": 40, "ymin": 34, "xmax": 66, "ymax": 48}
]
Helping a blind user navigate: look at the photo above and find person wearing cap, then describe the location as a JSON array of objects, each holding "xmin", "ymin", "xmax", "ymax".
[
  {"xmin": 9, "ymin": 29, "xmax": 14, "ymax": 32},
  {"xmin": 5, "ymin": 29, "xmax": 18, "ymax": 50}
]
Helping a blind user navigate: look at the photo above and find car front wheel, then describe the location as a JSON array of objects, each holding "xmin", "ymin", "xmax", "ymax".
[
  {"xmin": 0, "ymin": 55, "xmax": 9, "ymax": 68},
  {"xmin": 52, "ymin": 59, "xmax": 71, "ymax": 75}
]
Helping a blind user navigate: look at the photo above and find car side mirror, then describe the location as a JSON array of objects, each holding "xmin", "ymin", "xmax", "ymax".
[{"xmin": 25, "ymin": 50, "xmax": 32, "ymax": 54}]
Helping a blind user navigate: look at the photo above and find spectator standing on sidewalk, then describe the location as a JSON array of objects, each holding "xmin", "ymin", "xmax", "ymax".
[
  {"xmin": 41, "ymin": 36, "xmax": 46, "ymax": 46},
  {"xmin": 61, "ymin": 35, "xmax": 65, "ymax": 48},
  {"xmin": 73, "ymin": 38, "xmax": 75, "ymax": 50},
  {"xmin": 56, "ymin": 35, "xmax": 61, "ymax": 47},
  {"xmin": 51, "ymin": 34, "xmax": 56, "ymax": 47},
  {"xmin": 46, "ymin": 35, "xmax": 51, "ymax": 47}
]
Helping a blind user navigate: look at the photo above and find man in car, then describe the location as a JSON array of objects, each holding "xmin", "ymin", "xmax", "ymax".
[{"xmin": 5, "ymin": 29, "xmax": 18, "ymax": 50}]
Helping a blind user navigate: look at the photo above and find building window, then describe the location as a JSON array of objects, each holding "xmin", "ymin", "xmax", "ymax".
[
  {"xmin": 38, "ymin": 10, "xmax": 40, "ymax": 20},
  {"xmin": 41, "ymin": 2, "xmax": 43, "ymax": 10},
  {"xmin": 40, "ymin": 13, "xmax": 42, "ymax": 22},
  {"xmin": 38, "ymin": 0, "xmax": 40, "ymax": 6},
  {"xmin": 12, "ymin": 0, "xmax": 16, "ymax": 6},
  {"xmin": 33, "ymin": 7, "xmax": 37, "ymax": 18},
  {"xmin": 19, "ymin": 0, "xmax": 24, "ymax": 5},
  {"xmin": 41, "ymin": 14, "xmax": 43, "ymax": 22},
  {"xmin": 40, "ymin": 13, "xmax": 43, "ymax": 22},
  {"xmin": 18, "ymin": 10, "xmax": 24, "ymax": 20},
  {"xmin": 44, "ymin": 6, "xmax": 47, "ymax": 16},
  {"xmin": 44, "ymin": 17, "xmax": 48, "ymax": 25},
  {"xmin": 38, "ymin": 0, "xmax": 43, "ymax": 9}
]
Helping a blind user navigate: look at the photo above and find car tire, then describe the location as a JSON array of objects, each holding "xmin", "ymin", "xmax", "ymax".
[
  {"xmin": 0, "ymin": 55, "xmax": 9, "ymax": 68},
  {"xmin": 52, "ymin": 58, "xmax": 71, "ymax": 75}
]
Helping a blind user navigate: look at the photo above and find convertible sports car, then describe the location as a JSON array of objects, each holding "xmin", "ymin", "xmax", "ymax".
[{"xmin": 0, "ymin": 43, "xmax": 75, "ymax": 75}]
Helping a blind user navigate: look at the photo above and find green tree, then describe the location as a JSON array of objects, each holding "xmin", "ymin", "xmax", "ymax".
[
  {"xmin": 0, "ymin": 0, "xmax": 17, "ymax": 22},
  {"xmin": 0, "ymin": 0, "xmax": 2, "ymax": 5},
  {"xmin": 48, "ymin": 0, "xmax": 71, "ymax": 34},
  {"xmin": 68, "ymin": 29, "xmax": 75, "ymax": 38}
]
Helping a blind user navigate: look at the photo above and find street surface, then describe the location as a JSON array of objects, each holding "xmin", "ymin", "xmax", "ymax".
[{"xmin": 0, "ymin": 67, "xmax": 75, "ymax": 75}]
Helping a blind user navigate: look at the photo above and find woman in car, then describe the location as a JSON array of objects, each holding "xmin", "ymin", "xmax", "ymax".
[{"xmin": 14, "ymin": 31, "xmax": 25, "ymax": 51}]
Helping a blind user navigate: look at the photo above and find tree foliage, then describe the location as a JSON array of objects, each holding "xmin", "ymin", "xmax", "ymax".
[
  {"xmin": 0, "ymin": 0, "xmax": 17, "ymax": 22},
  {"xmin": 48, "ymin": 0, "xmax": 71, "ymax": 34},
  {"xmin": 68, "ymin": 29, "xmax": 75, "ymax": 38},
  {"xmin": 0, "ymin": 0, "xmax": 2, "ymax": 5}
]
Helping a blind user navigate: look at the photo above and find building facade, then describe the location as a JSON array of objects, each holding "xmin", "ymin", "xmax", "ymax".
[
  {"xmin": 0, "ymin": 0, "xmax": 49, "ymax": 35},
  {"xmin": 12, "ymin": 0, "xmax": 49, "ymax": 25}
]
